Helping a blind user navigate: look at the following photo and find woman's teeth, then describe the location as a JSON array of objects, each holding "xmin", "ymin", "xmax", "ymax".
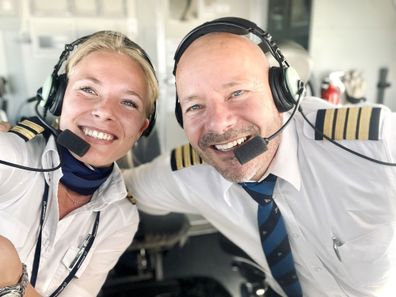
[
  {"xmin": 82, "ymin": 127, "xmax": 114, "ymax": 141},
  {"xmin": 214, "ymin": 137, "xmax": 247, "ymax": 151}
]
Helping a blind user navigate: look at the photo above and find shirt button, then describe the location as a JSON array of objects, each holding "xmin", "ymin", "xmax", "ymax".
[{"xmin": 292, "ymin": 233, "xmax": 300, "ymax": 239}]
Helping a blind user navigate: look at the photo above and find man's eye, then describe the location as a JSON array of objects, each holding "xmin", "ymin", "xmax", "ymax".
[
  {"xmin": 231, "ymin": 90, "xmax": 244, "ymax": 97},
  {"xmin": 185, "ymin": 104, "xmax": 202, "ymax": 113}
]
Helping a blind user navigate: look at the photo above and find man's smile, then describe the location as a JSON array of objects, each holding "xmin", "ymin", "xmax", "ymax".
[{"xmin": 213, "ymin": 136, "xmax": 248, "ymax": 152}]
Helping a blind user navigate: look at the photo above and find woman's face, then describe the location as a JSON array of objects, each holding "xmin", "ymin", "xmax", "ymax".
[{"xmin": 59, "ymin": 50, "xmax": 149, "ymax": 167}]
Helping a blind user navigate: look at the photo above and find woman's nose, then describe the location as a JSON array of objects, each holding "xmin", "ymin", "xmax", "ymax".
[{"xmin": 90, "ymin": 98, "xmax": 116, "ymax": 121}]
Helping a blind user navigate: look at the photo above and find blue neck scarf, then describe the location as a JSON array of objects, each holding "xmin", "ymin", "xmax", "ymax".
[{"xmin": 58, "ymin": 145, "xmax": 114, "ymax": 195}]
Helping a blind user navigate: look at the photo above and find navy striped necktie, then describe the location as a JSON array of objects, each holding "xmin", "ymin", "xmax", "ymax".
[{"xmin": 241, "ymin": 174, "xmax": 303, "ymax": 297}]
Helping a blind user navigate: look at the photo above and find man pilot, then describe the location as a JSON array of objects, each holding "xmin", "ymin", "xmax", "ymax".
[{"xmin": 123, "ymin": 17, "xmax": 396, "ymax": 297}]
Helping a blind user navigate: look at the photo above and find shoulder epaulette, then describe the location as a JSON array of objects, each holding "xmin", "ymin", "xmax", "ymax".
[
  {"xmin": 314, "ymin": 106, "xmax": 382, "ymax": 140},
  {"xmin": 9, "ymin": 117, "xmax": 46, "ymax": 141},
  {"xmin": 171, "ymin": 143, "xmax": 204, "ymax": 171}
]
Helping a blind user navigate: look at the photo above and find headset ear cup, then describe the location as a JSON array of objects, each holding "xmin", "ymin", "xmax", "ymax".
[
  {"xmin": 269, "ymin": 67, "xmax": 295, "ymax": 112},
  {"xmin": 142, "ymin": 102, "xmax": 157, "ymax": 137},
  {"xmin": 49, "ymin": 74, "xmax": 67, "ymax": 116},
  {"xmin": 175, "ymin": 93, "xmax": 183, "ymax": 127},
  {"xmin": 39, "ymin": 75, "xmax": 54, "ymax": 106}
]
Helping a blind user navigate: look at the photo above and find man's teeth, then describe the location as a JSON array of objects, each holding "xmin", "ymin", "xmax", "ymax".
[
  {"xmin": 214, "ymin": 137, "xmax": 247, "ymax": 151},
  {"xmin": 83, "ymin": 128, "xmax": 114, "ymax": 141}
]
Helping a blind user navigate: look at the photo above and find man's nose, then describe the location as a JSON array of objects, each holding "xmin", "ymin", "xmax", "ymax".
[{"xmin": 204, "ymin": 100, "xmax": 236, "ymax": 133}]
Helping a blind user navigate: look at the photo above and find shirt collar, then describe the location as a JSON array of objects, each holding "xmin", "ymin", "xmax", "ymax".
[
  {"xmin": 205, "ymin": 115, "xmax": 302, "ymax": 204},
  {"xmin": 267, "ymin": 116, "xmax": 301, "ymax": 191}
]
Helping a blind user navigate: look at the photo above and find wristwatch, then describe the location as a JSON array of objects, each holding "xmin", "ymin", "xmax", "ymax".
[{"xmin": 0, "ymin": 264, "xmax": 29, "ymax": 297}]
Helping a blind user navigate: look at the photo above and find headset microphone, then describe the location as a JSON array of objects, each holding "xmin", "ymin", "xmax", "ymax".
[
  {"xmin": 0, "ymin": 129, "xmax": 89, "ymax": 172},
  {"xmin": 57, "ymin": 130, "xmax": 90, "ymax": 157},
  {"xmin": 234, "ymin": 82, "xmax": 305, "ymax": 164},
  {"xmin": 0, "ymin": 101, "xmax": 90, "ymax": 173},
  {"xmin": 34, "ymin": 99, "xmax": 90, "ymax": 157},
  {"xmin": 233, "ymin": 136, "xmax": 268, "ymax": 165}
]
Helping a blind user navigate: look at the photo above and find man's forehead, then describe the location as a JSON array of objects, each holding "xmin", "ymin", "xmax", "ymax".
[{"xmin": 188, "ymin": 32, "xmax": 253, "ymax": 48}]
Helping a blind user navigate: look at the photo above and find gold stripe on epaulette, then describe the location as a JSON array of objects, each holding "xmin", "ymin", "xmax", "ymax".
[
  {"xmin": 171, "ymin": 143, "xmax": 204, "ymax": 171},
  {"xmin": 323, "ymin": 108, "xmax": 335, "ymax": 139},
  {"xmin": 191, "ymin": 146, "xmax": 201, "ymax": 165},
  {"xmin": 175, "ymin": 146, "xmax": 184, "ymax": 170},
  {"xmin": 183, "ymin": 144, "xmax": 191, "ymax": 168},
  {"xmin": 333, "ymin": 108, "xmax": 347, "ymax": 139},
  {"xmin": 359, "ymin": 106, "xmax": 372, "ymax": 140},
  {"xmin": 20, "ymin": 119, "xmax": 45, "ymax": 134},
  {"xmin": 346, "ymin": 107, "xmax": 359, "ymax": 139},
  {"xmin": 315, "ymin": 106, "xmax": 382, "ymax": 140},
  {"xmin": 10, "ymin": 125, "xmax": 36, "ymax": 140}
]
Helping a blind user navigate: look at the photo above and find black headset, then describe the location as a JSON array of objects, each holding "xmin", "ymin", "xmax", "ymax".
[
  {"xmin": 37, "ymin": 31, "xmax": 157, "ymax": 137},
  {"xmin": 173, "ymin": 17, "xmax": 302, "ymax": 127}
]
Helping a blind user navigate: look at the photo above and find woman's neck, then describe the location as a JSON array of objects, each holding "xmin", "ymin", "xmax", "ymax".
[{"xmin": 57, "ymin": 182, "xmax": 92, "ymax": 220}]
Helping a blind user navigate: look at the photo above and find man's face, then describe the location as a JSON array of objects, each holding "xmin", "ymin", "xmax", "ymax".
[
  {"xmin": 176, "ymin": 33, "xmax": 282, "ymax": 182},
  {"xmin": 59, "ymin": 50, "xmax": 149, "ymax": 167}
]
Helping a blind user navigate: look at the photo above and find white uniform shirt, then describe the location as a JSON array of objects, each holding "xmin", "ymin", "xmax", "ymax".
[
  {"xmin": 124, "ymin": 97, "xmax": 396, "ymax": 297},
  {"xmin": 0, "ymin": 133, "xmax": 139, "ymax": 297}
]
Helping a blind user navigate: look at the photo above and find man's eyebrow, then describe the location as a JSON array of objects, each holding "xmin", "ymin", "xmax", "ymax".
[
  {"xmin": 221, "ymin": 81, "xmax": 240, "ymax": 88},
  {"xmin": 180, "ymin": 94, "xmax": 199, "ymax": 103},
  {"xmin": 178, "ymin": 78, "xmax": 250, "ymax": 103}
]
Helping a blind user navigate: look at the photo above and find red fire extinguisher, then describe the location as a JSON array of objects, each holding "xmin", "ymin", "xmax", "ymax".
[{"xmin": 321, "ymin": 83, "xmax": 341, "ymax": 105}]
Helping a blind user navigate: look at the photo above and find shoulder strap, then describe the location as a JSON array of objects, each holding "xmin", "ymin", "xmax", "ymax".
[
  {"xmin": 314, "ymin": 106, "xmax": 382, "ymax": 140},
  {"xmin": 9, "ymin": 116, "xmax": 49, "ymax": 141},
  {"xmin": 170, "ymin": 143, "xmax": 204, "ymax": 171}
]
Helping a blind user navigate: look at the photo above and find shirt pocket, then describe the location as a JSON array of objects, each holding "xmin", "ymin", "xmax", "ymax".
[
  {"xmin": 0, "ymin": 210, "xmax": 29, "ymax": 248},
  {"xmin": 335, "ymin": 223, "xmax": 395, "ymax": 288}
]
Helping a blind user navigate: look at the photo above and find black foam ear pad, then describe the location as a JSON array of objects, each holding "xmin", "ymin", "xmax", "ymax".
[
  {"xmin": 49, "ymin": 74, "xmax": 68, "ymax": 116},
  {"xmin": 142, "ymin": 101, "xmax": 157, "ymax": 137},
  {"xmin": 269, "ymin": 67, "xmax": 295, "ymax": 112},
  {"xmin": 175, "ymin": 94, "xmax": 183, "ymax": 127}
]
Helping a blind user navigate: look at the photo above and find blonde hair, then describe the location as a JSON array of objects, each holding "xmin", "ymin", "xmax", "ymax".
[{"xmin": 65, "ymin": 31, "xmax": 158, "ymax": 118}]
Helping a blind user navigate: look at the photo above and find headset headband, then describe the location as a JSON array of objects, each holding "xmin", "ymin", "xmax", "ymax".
[
  {"xmin": 53, "ymin": 31, "xmax": 156, "ymax": 82},
  {"xmin": 173, "ymin": 17, "xmax": 289, "ymax": 75}
]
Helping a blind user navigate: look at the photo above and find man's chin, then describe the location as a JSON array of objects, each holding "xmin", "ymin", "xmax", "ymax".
[{"xmin": 203, "ymin": 155, "xmax": 256, "ymax": 183}]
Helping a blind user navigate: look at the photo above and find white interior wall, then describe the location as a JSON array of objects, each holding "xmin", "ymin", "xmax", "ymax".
[
  {"xmin": 0, "ymin": 32, "xmax": 7, "ymax": 75},
  {"xmin": 310, "ymin": 0, "xmax": 396, "ymax": 110}
]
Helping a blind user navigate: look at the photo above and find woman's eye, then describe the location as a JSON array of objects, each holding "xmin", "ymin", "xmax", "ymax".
[
  {"xmin": 80, "ymin": 86, "xmax": 96, "ymax": 95},
  {"xmin": 122, "ymin": 99, "xmax": 139, "ymax": 109}
]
